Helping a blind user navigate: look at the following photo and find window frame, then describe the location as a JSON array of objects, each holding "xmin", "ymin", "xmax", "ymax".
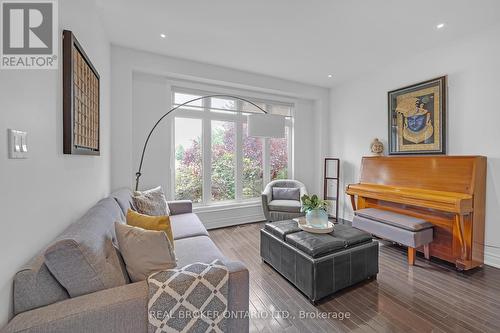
[{"xmin": 171, "ymin": 87, "xmax": 294, "ymax": 207}]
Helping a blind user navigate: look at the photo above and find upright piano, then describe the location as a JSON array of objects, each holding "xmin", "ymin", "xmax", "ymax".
[{"xmin": 346, "ymin": 156, "xmax": 487, "ymax": 270}]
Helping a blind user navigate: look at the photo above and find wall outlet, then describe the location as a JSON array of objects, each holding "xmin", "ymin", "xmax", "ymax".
[{"xmin": 8, "ymin": 129, "xmax": 28, "ymax": 159}]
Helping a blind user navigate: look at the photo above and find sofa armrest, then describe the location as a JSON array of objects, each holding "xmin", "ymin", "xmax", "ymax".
[
  {"xmin": 167, "ymin": 200, "xmax": 192, "ymax": 215},
  {"xmin": 261, "ymin": 194, "xmax": 271, "ymax": 221},
  {"xmin": 225, "ymin": 260, "xmax": 250, "ymax": 333},
  {"xmin": 262, "ymin": 183, "xmax": 272, "ymax": 204},
  {"xmin": 261, "ymin": 184, "xmax": 273, "ymax": 221},
  {"xmin": 2, "ymin": 282, "xmax": 148, "ymax": 333}
]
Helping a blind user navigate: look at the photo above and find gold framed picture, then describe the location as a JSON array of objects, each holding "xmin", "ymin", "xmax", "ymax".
[{"xmin": 388, "ymin": 76, "xmax": 446, "ymax": 155}]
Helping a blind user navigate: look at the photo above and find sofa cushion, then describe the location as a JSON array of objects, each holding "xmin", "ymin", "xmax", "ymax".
[
  {"xmin": 13, "ymin": 254, "xmax": 69, "ymax": 315},
  {"xmin": 169, "ymin": 213, "xmax": 209, "ymax": 240},
  {"xmin": 44, "ymin": 198, "xmax": 129, "ymax": 298},
  {"xmin": 272, "ymin": 187, "xmax": 300, "ymax": 201},
  {"xmin": 110, "ymin": 188, "xmax": 136, "ymax": 215},
  {"xmin": 285, "ymin": 232, "xmax": 346, "ymax": 258},
  {"xmin": 285, "ymin": 224, "xmax": 373, "ymax": 258},
  {"xmin": 355, "ymin": 208, "xmax": 433, "ymax": 231},
  {"xmin": 331, "ymin": 224, "xmax": 373, "ymax": 247},
  {"xmin": 133, "ymin": 186, "xmax": 170, "ymax": 216},
  {"xmin": 268, "ymin": 200, "xmax": 301, "ymax": 213},
  {"xmin": 174, "ymin": 236, "xmax": 225, "ymax": 267},
  {"xmin": 126, "ymin": 209, "xmax": 174, "ymax": 246},
  {"xmin": 115, "ymin": 222, "xmax": 176, "ymax": 282},
  {"xmin": 264, "ymin": 220, "xmax": 302, "ymax": 240}
]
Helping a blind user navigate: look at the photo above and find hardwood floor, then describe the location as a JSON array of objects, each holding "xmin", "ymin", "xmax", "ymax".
[{"xmin": 209, "ymin": 222, "xmax": 500, "ymax": 333}]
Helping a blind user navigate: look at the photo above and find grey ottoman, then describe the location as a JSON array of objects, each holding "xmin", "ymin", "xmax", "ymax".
[
  {"xmin": 260, "ymin": 220, "xmax": 379, "ymax": 303},
  {"xmin": 353, "ymin": 208, "xmax": 434, "ymax": 265}
]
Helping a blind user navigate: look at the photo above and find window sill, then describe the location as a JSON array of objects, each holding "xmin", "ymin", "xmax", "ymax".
[{"xmin": 193, "ymin": 199, "xmax": 261, "ymax": 213}]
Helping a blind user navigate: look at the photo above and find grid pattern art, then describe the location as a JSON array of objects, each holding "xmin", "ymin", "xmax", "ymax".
[{"xmin": 72, "ymin": 47, "xmax": 99, "ymax": 150}]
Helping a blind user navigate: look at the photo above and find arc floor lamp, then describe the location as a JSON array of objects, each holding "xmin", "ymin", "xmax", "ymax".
[{"xmin": 135, "ymin": 94, "xmax": 286, "ymax": 191}]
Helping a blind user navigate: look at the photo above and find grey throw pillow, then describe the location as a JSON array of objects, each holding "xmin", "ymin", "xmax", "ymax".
[
  {"xmin": 44, "ymin": 238, "xmax": 128, "ymax": 298},
  {"xmin": 115, "ymin": 222, "xmax": 177, "ymax": 282},
  {"xmin": 273, "ymin": 187, "xmax": 300, "ymax": 201},
  {"xmin": 133, "ymin": 186, "xmax": 170, "ymax": 216}
]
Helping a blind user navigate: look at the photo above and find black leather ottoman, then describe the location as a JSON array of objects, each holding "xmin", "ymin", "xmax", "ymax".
[{"xmin": 260, "ymin": 220, "xmax": 379, "ymax": 303}]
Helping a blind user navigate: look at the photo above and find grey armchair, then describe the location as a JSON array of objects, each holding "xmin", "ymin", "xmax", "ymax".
[{"xmin": 261, "ymin": 179, "xmax": 308, "ymax": 222}]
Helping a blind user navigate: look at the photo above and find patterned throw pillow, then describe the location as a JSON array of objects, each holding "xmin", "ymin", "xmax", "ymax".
[{"xmin": 132, "ymin": 186, "xmax": 170, "ymax": 216}]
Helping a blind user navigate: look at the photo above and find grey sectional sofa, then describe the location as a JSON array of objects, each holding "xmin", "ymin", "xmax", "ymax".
[{"xmin": 2, "ymin": 189, "xmax": 249, "ymax": 333}]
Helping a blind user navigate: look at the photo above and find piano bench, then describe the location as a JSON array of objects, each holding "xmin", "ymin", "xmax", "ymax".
[{"xmin": 353, "ymin": 208, "xmax": 434, "ymax": 266}]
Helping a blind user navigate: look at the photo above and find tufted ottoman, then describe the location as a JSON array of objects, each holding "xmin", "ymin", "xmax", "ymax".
[{"xmin": 260, "ymin": 220, "xmax": 378, "ymax": 303}]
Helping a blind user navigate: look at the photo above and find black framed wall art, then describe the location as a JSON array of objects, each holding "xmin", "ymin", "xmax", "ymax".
[
  {"xmin": 63, "ymin": 30, "xmax": 100, "ymax": 155},
  {"xmin": 388, "ymin": 76, "xmax": 446, "ymax": 155}
]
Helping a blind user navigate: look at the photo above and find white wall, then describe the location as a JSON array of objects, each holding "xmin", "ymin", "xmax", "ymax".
[
  {"xmin": 329, "ymin": 24, "xmax": 500, "ymax": 268},
  {"xmin": 111, "ymin": 46, "xmax": 329, "ymax": 227},
  {"xmin": 0, "ymin": 0, "xmax": 111, "ymax": 325}
]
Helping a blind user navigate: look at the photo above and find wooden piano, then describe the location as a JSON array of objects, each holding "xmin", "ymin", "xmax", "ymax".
[{"xmin": 346, "ymin": 156, "xmax": 487, "ymax": 270}]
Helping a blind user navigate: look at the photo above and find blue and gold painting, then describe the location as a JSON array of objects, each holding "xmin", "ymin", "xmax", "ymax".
[{"xmin": 388, "ymin": 77, "xmax": 446, "ymax": 155}]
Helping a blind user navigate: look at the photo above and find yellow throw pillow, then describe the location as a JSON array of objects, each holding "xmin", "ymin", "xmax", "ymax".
[{"xmin": 126, "ymin": 209, "xmax": 174, "ymax": 247}]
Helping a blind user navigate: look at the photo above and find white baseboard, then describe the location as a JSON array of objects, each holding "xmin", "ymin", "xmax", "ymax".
[
  {"xmin": 201, "ymin": 213, "xmax": 265, "ymax": 230},
  {"xmin": 484, "ymin": 248, "xmax": 500, "ymax": 268},
  {"xmin": 195, "ymin": 203, "xmax": 265, "ymax": 230}
]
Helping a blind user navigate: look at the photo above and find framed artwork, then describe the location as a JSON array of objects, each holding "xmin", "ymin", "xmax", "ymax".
[
  {"xmin": 388, "ymin": 76, "xmax": 446, "ymax": 155},
  {"xmin": 63, "ymin": 30, "xmax": 100, "ymax": 155}
]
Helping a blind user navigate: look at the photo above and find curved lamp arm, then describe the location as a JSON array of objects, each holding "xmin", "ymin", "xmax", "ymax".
[{"xmin": 135, "ymin": 94, "xmax": 268, "ymax": 191}]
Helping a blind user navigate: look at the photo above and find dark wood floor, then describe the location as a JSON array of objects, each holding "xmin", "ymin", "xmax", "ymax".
[{"xmin": 209, "ymin": 222, "xmax": 500, "ymax": 333}]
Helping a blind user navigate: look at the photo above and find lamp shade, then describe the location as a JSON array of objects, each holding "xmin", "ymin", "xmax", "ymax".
[{"xmin": 247, "ymin": 114, "xmax": 285, "ymax": 138}]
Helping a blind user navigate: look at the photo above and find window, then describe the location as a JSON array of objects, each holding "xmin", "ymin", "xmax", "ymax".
[
  {"xmin": 174, "ymin": 118, "xmax": 202, "ymax": 203},
  {"xmin": 242, "ymin": 123, "xmax": 263, "ymax": 199},
  {"xmin": 173, "ymin": 92, "xmax": 203, "ymax": 111},
  {"xmin": 211, "ymin": 121, "xmax": 236, "ymax": 201},
  {"xmin": 270, "ymin": 127, "xmax": 290, "ymax": 180},
  {"xmin": 172, "ymin": 89, "xmax": 293, "ymax": 206}
]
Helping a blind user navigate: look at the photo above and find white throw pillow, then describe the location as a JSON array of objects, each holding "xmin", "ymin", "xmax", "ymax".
[
  {"xmin": 114, "ymin": 222, "xmax": 176, "ymax": 282},
  {"xmin": 133, "ymin": 186, "xmax": 170, "ymax": 216}
]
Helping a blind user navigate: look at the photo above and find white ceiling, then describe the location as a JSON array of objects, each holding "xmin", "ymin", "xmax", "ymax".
[{"xmin": 96, "ymin": 0, "xmax": 500, "ymax": 87}]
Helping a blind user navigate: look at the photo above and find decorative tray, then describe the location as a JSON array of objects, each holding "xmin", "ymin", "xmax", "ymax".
[{"xmin": 293, "ymin": 217, "xmax": 334, "ymax": 234}]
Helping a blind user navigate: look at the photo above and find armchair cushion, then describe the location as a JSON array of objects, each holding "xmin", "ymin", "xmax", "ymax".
[
  {"xmin": 268, "ymin": 200, "xmax": 301, "ymax": 213},
  {"xmin": 272, "ymin": 187, "xmax": 300, "ymax": 201}
]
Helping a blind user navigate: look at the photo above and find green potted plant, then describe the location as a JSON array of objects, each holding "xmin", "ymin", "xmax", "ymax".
[{"xmin": 301, "ymin": 194, "xmax": 329, "ymax": 228}]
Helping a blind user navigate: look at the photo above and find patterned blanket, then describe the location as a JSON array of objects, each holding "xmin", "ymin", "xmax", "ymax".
[{"xmin": 148, "ymin": 260, "xmax": 229, "ymax": 333}]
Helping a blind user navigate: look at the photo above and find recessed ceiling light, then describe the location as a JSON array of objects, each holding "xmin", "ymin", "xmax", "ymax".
[
  {"xmin": 327, "ymin": 74, "xmax": 333, "ymax": 78},
  {"xmin": 436, "ymin": 23, "xmax": 445, "ymax": 29},
  {"xmin": 160, "ymin": 33, "xmax": 166, "ymax": 38}
]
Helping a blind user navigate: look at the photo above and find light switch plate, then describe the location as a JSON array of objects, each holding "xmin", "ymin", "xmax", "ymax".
[{"xmin": 8, "ymin": 129, "xmax": 28, "ymax": 159}]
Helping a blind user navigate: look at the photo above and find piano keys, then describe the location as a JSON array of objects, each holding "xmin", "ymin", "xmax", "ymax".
[{"xmin": 346, "ymin": 156, "xmax": 487, "ymax": 270}]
